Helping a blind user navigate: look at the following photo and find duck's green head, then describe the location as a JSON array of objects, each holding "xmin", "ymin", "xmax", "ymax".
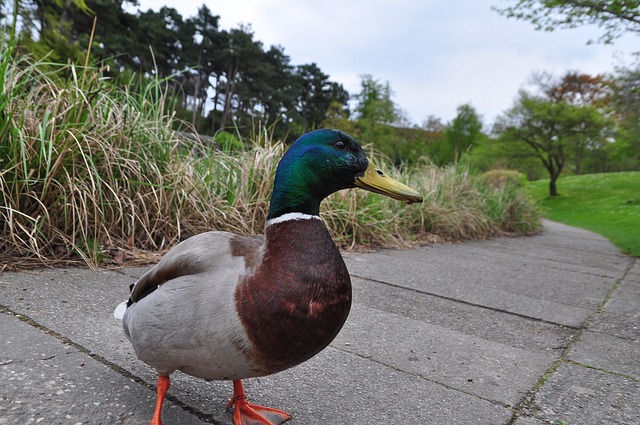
[{"xmin": 268, "ymin": 129, "xmax": 422, "ymax": 219}]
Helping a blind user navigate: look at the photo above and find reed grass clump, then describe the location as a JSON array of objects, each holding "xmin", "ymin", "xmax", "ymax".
[
  {"xmin": 479, "ymin": 169, "xmax": 527, "ymax": 189},
  {"xmin": 0, "ymin": 45, "xmax": 540, "ymax": 269}
]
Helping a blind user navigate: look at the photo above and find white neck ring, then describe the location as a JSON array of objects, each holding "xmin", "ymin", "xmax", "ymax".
[{"xmin": 266, "ymin": 212, "xmax": 321, "ymax": 226}]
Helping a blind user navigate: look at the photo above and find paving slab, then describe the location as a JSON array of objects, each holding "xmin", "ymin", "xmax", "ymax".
[
  {"xmin": 342, "ymin": 224, "xmax": 630, "ymax": 330},
  {"xmin": 588, "ymin": 264, "xmax": 640, "ymax": 344},
  {"xmin": 351, "ymin": 277, "xmax": 576, "ymax": 353},
  {"xmin": 531, "ymin": 362, "xmax": 640, "ymax": 425},
  {"xmin": 568, "ymin": 331, "xmax": 640, "ymax": 380},
  {"xmin": 344, "ymin": 249, "xmax": 603, "ymax": 328},
  {"xmin": 0, "ymin": 312, "xmax": 205, "ymax": 425},
  {"xmin": 0, "ymin": 220, "xmax": 637, "ymax": 425},
  {"xmin": 511, "ymin": 416, "xmax": 548, "ymax": 425},
  {"xmin": 601, "ymin": 271, "xmax": 640, "ymax": 318},
  {"xmin": 241, "ymin": 347, "xmax": 512, "ymax": 425},
  {"xmin": 348, "ymin": 245, "xmax": 617, "ymax": 307},
  {"xmin": 335, "ymin": 304, "xmax": 555, "ymax": 406},
  {"xmin": 588, "ymin": 309, "xmax": 640, "ymax": 342},
  {"xmin": 440, "ymin": 220, "xmax": 630, "ymax": 273},
  {"xmin": 0, "ymin": 268, "xmax": 511, "ymax": 424}
]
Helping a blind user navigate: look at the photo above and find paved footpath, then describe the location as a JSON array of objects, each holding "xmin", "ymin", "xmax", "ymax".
[{"xmin": 0, "ymin": 220, "xmax": 638, "ymax": 425}]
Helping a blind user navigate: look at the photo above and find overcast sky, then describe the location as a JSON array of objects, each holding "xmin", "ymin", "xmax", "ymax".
[{"xmin": 127, "ymin": 0, "xmax": 637, "ymax": 126}]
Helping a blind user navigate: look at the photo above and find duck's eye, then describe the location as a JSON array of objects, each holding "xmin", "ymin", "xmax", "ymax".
[{"xmin": 335, "ymin": 141, "xmax": 346, "ymax": 150}]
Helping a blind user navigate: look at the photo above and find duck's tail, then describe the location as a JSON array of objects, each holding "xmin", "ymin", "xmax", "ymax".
[{"xmin": 113, "ymin": 301, "xmax": 127, "ymax": 320}]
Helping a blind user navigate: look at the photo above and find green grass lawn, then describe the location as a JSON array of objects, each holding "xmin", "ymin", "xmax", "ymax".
[{"xmin": 525, "ymin": 172, "xmax": 640, "ymax": 257}]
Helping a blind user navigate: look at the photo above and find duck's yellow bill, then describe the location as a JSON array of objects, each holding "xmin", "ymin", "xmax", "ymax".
[{"xmin": 355, "ymin": 161, "xmax": 423, "ymax": 204}]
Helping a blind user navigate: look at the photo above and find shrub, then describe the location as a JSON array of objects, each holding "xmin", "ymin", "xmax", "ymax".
[
  {"xmin": 478, "ymin": 169, "xmax": 527, "ymax": 189},
  {"xmin": 0, "ymin": 47, "xmax": 541, "ymax": 269}
]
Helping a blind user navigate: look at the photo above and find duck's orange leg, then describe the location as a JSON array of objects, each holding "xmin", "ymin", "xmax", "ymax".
[
  {"xmin": 227, "ymin": 379, "xmax": 291, "ymax": 425},
  {"xmin": 150, "ymin": 375, "xmax": 170, "ymax": 425}
]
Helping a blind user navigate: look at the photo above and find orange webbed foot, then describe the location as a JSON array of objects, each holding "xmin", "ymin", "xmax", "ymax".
[{"xmin": 227, "ymin": 380, "xmax": 291, "ymax": 425}]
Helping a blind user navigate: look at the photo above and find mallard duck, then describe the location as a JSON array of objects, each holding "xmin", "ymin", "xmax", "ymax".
[{"xmin": 115, "ymin": 129, "xmax": 422, "ymax": 425}]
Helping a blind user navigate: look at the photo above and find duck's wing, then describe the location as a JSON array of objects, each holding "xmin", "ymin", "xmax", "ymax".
[
  {"xmin": 121, "ymin": 231, "xmax": 266, "ymax": 379},
  {"xmin": 128, "ymin": 231, "xmax": 264, "ymax": 305}
]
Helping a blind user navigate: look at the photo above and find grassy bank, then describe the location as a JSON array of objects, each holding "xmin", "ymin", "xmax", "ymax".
[
  {"xmin": 525, "ymin": 172, "xmax": 640, "ymax": 257},
  {"xmin": 0, "ymin": 45, "xmax": 540, "ymax": 269}
]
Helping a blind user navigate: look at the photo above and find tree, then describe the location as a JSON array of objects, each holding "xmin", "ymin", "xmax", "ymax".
[
  {"xmin": 65, "ymin": 0, "xmax": 139, "ymax": 69},
  {"xmin": 294, "ymin": 63, "xmax": 348, "ymax": 134},
  {"xmin": 493, "ymin": 0, "xmax": 640, "ymax": 44},
  {"xmin": 4, "ymin": 0, "xmax": 350, "ymax": 142},
  {"xmin": 13, "ymin": 0, "xmax": 93, "ymax": 62},
  {"xmin": 532, "ymin": 71, "xmax": 612, "ymax": 107},
  {"xmin": 495, "ymin": 91, "xmax": 612, "ymax": 196},
  {"xmin": 530, "ymin": 71, "xmax": 617, "ymax": 173},
  {"xmin": 609, "ymin": 63, "xmax": 640, "ymax": 169},
  {"xmin": 445, "ymin": 104, "xmax": 484, "ymax": 163},
  {"xmin": 217, "ymin": 26, "xmax": 263, "ymax": 131},
  {"xmin": 321, "ymin": 100, "xmax": 354, "ymax": 134},
  {"xmin": 354, "ymin": 74, "xmax": 397, "ymax": 125},
  {"xmin": 179, "ymin": 5, "xmax": 222, "ymax": 129},
  {"xmin": 352, "ymin": 75, "xmax": 399, "ymax": 160},
  {"xmin": 421, "ymin": 115, "xmax": 446, "ymax": 133},
  {"xmin": 420, "ymin": 115, "xmax": 449, "ymax": 166},
  {"xmin": 422, "ymin": 106, "xmax": 485, "ymax": 166},
  {"xmin": 129, "ymin": 7, "xmax": 186, "ymax": 77}
]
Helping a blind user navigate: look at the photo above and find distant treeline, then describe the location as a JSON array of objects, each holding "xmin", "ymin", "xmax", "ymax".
[
  {"xmin": 1, "ymin": 0, "xmax": 355, "ymax": 142},
  {"xmin": 2, "ymin": 0, "xmax": 639, "ymax": 177}
]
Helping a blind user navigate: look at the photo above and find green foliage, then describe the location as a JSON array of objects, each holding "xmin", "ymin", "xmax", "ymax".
[
  {"xmin": 348, "ymin": 74, "xmax": 434, "ymax": 165},
  {"xmin": 322, "ymin": 100, "xmax": 355, "ymax": 133},
  {"xmin": 478, "ymin": 70, "xmax": 638, "ymax": 181},
  {"xmin": 493, "ymin": 0, "xmax": 640, "ymax": 44},
  {"xmin": 494, "ymin": 90, "xmax": 614, "ymax": 196},
  {"xmin": 610, "ymin": 63, "xmax": 640, "ymax": 170},
  {"xmin": 294, "ymin": 63, "xmax": 349, "ymax": 133},
  {"xmin": 1, "ymin": 0, "xmax": 350, "ymax": 143},
  {"xmin": 525, "ymin": 172, "xmax": 640, "ymax": 256},
  {"xmin": 445, "ymin": 104, "xmax": 484, "ymax": 163},
  {"xmin": 213, "ymin": 131, "xmax": 244, "ymax": 152},
  {"xmin": 489, "ymin": 7, "xmax": 640, "ymax": 178},
  {"xmin": 478, "ymin": 179, "xmax": 541, "ymax": 235},
  {"xmin": 475, "ymin": 169, "xmax": 540, "ymax": 236},
  {"xmin": 351, "ymin": 75, "xmax": 398, "ymax": 160},
  {"xmin": 9, "ymin": 0, "xmax": 92, "ymax": 63},
  {"xmin": 478, "ymin": 169, "xmax": 527, "ymax": 189},
  {"xmin": 465, "ymin": 134, "xmax": 546, "ymax": 179},
  {"xmin": 354, "ymin": 74, "xmax": 397, "ymax": 125},
  {"xmin": 427, "ymin": 104, "xmax": 486, "ymax": 166},
  {"xmin": 0, "ymin": 49, "xmax": 541, "ymax": 267}
]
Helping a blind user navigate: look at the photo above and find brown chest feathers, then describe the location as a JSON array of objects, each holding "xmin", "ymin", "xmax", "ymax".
[{"xmin": 234, "ymin": 218, "xmax": 352, "ymax": 373}]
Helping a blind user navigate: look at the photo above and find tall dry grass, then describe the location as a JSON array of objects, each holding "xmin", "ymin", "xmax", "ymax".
[
  {"xmin": 0, "ymin": 42, "xmax": 540, "ymax": 269},
  {"xmin": 323, "ymin": 157, "xmax": 540, "ymax": 249}
]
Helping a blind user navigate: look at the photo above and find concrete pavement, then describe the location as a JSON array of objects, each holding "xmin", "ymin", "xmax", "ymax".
[{"xmin": 0, "ymin": 220, "xmax": 638, "ymax": 424}]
